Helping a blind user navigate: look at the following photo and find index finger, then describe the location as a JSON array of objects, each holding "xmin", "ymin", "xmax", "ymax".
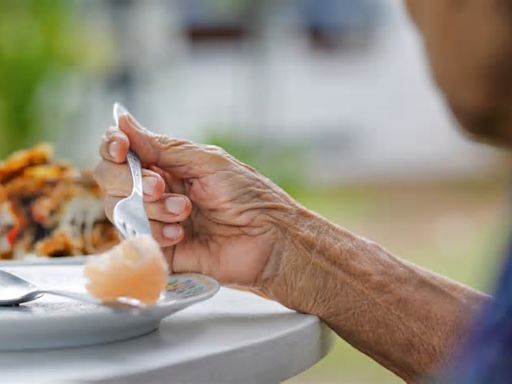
[
  {"xmin": 99, "ymin": 126, "xmax": 130, "ymax": 164},
  {"xmin": 119, "ymin": 114, "xmax": 234, "ymax": 178}
]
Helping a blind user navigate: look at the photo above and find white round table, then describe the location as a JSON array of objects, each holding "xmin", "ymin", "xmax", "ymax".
[{"xmin": 0, "ymin": 282, "xmax": 332, "ymax": 384}]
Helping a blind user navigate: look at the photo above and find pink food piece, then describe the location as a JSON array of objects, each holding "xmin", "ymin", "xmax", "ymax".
[{"xmin": 84, "ymin": 235, "xmax": 169, "ymax": 305}]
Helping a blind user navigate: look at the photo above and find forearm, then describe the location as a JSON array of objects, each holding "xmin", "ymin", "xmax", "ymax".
[{"xmin": 259, "ymin": 207, "xmax": 490, "ymax": 382}]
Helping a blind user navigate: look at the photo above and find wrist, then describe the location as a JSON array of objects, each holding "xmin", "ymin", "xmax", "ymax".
[{"xmin": 255, "ymin": 204, "xmax": 351, "ymax": 315}]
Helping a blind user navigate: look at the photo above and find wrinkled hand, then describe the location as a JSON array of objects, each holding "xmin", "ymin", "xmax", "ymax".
[{"xmin": 94, "ymin": 112, "xmax": 299, "ymax": 288}]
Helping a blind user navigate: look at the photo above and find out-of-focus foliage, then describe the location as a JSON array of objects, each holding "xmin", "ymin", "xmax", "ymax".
[
  {"xmin": 205, "ymin": 129, "xmax": 307, "ymax": 195},
  {"xmin": 0, "ymin": 0, "xmax": 107, "ymax": 158}
]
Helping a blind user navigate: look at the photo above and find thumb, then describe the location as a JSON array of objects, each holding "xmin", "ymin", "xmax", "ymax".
[
  {"xmin": 118, "ymin": 112, "xmax": 232, "ymax": 179},
  {"xmin": 118, "ymin": 113, "xmax": 159, "ymax": 164}
]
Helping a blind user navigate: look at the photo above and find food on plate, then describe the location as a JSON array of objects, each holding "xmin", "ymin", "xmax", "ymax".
[
  {"xmin": 0, "ymin": 143, "xmax": 53, "ymax": 183},
  {"xmin": 84, "ymin": 235, "xmax": 169, "ymax": 305},
  {"xmin": 0, "ymin": 144, "xmax": 120, "ymax": 260}
]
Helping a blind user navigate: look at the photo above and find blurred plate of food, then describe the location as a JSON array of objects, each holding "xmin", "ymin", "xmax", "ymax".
[{"xmin": 0, "ymin": 144, "xmax": 119, "ymax": 264}]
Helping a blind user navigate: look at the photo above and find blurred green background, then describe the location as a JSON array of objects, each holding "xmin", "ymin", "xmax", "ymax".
[
  {"xmin": 0, "ymin": 0, "xmax": 110, "ymax": 158},
  {"xmin": 0, "ymin": 1, "xmax": 509, "ymax": 383}
]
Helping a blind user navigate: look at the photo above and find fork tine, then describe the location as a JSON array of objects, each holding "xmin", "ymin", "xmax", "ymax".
[
  {"xmin": 124, "ymin": 221, "xmax": 137, "ymax": 238},
  {"xmin": 114, "ymin": 217, "xmax": 127, "ymax": 239}
]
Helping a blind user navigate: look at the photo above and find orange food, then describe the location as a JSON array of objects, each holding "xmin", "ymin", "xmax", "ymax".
[
  {"xmin": 84, "ymin": 235, "xmax": 169, "ymax": 305},
  {"xmin": 0, "ymin": 144, "xmax": 120, "ymax": 259},
  {"xmin": 0, "ymin": 143, "xmax": 53, "ymax": 183}
]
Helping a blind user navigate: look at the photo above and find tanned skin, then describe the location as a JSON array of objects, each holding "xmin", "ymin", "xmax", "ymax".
[
  {"xmin": 406, "ymin": 0, "xmax": 512, "ymax": 146},
  {"xmin": 94, "ymin": 1, "xmax": 511, "ymax": 382}
]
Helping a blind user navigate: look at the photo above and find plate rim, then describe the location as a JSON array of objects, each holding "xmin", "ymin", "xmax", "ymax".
[
  {"xmin": 0, "ymin": 265, "xmax": 220, "ymax": 321},
  {"xmin": 0, "ymin": 255, "xmax": 88, "ymax": 266}
]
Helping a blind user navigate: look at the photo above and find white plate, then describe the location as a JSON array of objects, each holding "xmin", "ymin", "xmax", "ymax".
[
  {"xmin": 0, "ymin": 255, "xmax": 88, "ymax": 266},
  {"xmin": 0, "ymin": 265, "xmax": 219, "ymax": 351}
]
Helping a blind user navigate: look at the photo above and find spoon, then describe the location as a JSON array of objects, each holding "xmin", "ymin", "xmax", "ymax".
[{"xmin": 0, "ymin": 269, "xmax": 145, "ymax": 311}]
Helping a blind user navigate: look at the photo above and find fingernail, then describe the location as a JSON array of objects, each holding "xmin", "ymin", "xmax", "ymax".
[
  {"xmin": 142, "ymin": 177, "xmax": 158, "ymax": 194},
  {"xmin": 108, "ymin": 141, "xmax": 120, "ymax": 159},
  {"xmin": 163, "ymin": 225, "xmax": 181, "ymax": 239},
  {"xmin": 165, "ymin": 197, "xmax": 187, "ymax": 215}
]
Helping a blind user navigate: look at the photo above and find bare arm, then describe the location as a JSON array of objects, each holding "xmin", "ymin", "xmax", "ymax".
[
  {"xmin": 97, "ymin": 100, "xmax": 492, "ymax": 384},
  {"xmin": 257, "ymin": 207, "xmax": 490, "ymax": 382}
]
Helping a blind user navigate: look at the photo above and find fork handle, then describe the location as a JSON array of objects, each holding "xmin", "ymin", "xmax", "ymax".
[{"xmin": 127, "ymin": 150, "xmax": 144, "ymax": 197}]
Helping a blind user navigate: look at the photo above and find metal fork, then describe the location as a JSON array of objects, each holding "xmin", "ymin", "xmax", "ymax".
[{"xmin": 111, "ymin": 103, "xmax": 152, "ymax": 238}]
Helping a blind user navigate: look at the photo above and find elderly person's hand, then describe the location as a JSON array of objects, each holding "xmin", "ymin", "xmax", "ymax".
[
  {"xmin": 94, "ymin": 111, "xmax": 488, "ymax": 383},
  {"xmin": 94, "ymin": 112, "xmax": 299, "ymax": 290}
]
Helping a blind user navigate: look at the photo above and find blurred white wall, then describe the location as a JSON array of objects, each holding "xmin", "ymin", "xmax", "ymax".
[{"xmin": 62, "ymin": 0, "xmax": 498, "ymax": 184}]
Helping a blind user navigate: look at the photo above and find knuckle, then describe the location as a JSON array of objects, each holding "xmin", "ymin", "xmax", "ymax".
[
  {"xmin": 106, "ymin": 126, "xmax": 117, "ymax": 135},
  {"xmin": 153, "ymin": 134, "xmax": 175, "ymax": 149},
  {"xmin": 154, "ymin": 135, "xmax": 191, "ymax": 152},
  {"xmin": 204, "ymin": 144, "xmax": 224, "ymax": 155},
  {"xmin": 202, "ymin": 144, "xmax": 231, "ymax": 162},
  {"xmin": 153, "ymin": 134, "xmax": 172, "ymax": 148},
  {"xmin": 105, "ymin": 126, "xmax": 121, "ymax": 139}
]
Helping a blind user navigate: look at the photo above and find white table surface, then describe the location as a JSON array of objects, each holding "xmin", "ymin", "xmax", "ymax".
[{"xmin": 0, "ymin": 280, "xmax": 333, "ymax": 384}]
